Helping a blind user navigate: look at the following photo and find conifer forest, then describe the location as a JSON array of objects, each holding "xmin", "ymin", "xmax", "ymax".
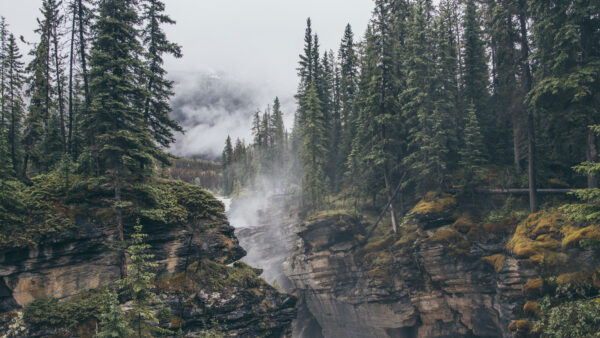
[{"xmin": 1, "ymin": 0, "xmax": 600, "ymax": 337}]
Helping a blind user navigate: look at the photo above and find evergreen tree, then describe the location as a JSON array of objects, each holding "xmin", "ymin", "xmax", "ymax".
[
  {"xmin": 5, "ymin": 34, "xmax": 25, "ymax": 177},
  {"xmin": 23, "ymin": 0, "xmax": 56, "ymax": 174},
  {"xmin": 222, "ymin": 135, "xmax": 233, "ymax": 195},
  {"xmin": 252, "ymin": 109, "xmax": 263, "ymax": 146},
  {"xmin": 83, "ymin": 0, "xmax": 170, "ymax": 278},
  {"xmin": 357, "ymin": 0, "xmax": 405, "ymax": 232},
  {"xmin": 338, "ymin": 24, "xmax": 359, "ymax": 166},
  {"xmin": 75, "ymin": 0, "xmax": 94, "ymax": 107},
  {"xmin": 49, "ymin": 1, "xmax": 67, "ymax": 154},
  {"xmin": 459, "ymin": 102, "xmax": 487, "ymax": 188},
  {"xmin": 462, "ymin": 0, "xmax": 492, "ymax": 151},
  {"xmin": 530, "ymin": 0, "xmax": 600, "ymax": 188},
  {"xmin": 485, "ymin": 0, "xmax": 522, "ymax": 170},
  {"xmin": 0, "ymin": 17, "xmax": 7, "ymax": 125},
  {"xmin": 140, "ymin": 0, "xmax": 183, "ymax": 148},
  {"xmin": 118, "ymin": 220, "xmax": 171, "ymax": 337},
  {"xmin": 222, "ymin": 135, "xmax": 233, "ymax": 166},
  {"xmin": 97, "ymin": 290, "xmax": 133, "ymax": 338},
  {"xmin": 301, "ymin": 82, "xmax": 327, "ymax": 209},
  {"xmin": 402, "ymin": 0, "xmax": 447, "ymax": 194},
  {"xmin": 270, "ymin": 97, "xmax": 285, "ymax": 174}
]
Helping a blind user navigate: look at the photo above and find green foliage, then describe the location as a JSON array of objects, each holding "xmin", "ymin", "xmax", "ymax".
[
  {"xmin": 22, "ymin": 289, "xmax": 104, "ymax": 331},
  {"xmin": 534, "ymin": 296, "xmax": 600, "ymax": 337},
  {"xmin": 159, "ymin": 259, "xmax": 263, "ymax": 292},
  {"xmin": 118, "ymin": 220, "xmax": 172, "ymax": 337},
  {"xmin": 301, "ymin": 82, "xmax": 328, "ymax": 208},
  {"xmin": 0, "ymin": 176, "xmax": 74, "ymax": 249},
  {"xmin": 97, "ymin": 290, "xmax": 133, "ymax": 338}
]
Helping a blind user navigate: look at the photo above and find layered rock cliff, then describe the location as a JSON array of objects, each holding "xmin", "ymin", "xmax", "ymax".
[
  {"xmin": 284, "ymin": 195, "xmax": 541, "ymax": 338},
  {"xmin": 0, "ymin": 179, "xmax": 296, "ymax": 337}
]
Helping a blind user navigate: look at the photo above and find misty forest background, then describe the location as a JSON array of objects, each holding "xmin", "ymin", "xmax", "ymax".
[
  {"xmin": 0, "ymin": 0, "xmax": 600, "ymax": 335},
  {"xmin": 221, "ymin": 0, "xmax": 600, "ymax": 229}
]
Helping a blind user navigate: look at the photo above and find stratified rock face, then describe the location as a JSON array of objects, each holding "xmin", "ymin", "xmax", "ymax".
[
  {"xmin": 0, "ymin": 183, "xmax": 296, "ymax": 337},
  {"xmin": 0, "ymin": 211, "xmax": 244, "ymax": 311},
  {"xmin": 159, "ymin": 260, "xmax": 297, "ymax": 338},
  {"xmin": 285, "ymin": 213, "xmax": 537, "ymax": 338}
]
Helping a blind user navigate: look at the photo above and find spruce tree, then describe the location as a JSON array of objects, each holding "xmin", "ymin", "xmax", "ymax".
[
  {"xmin": 5, "ymin": 34, "xmax": 25, "ymax": 177},
  {"xmin": 118, "ymin": 220, "xmax": 171, "ymax": 337},
  {"xmin": 222, "ymin": 135, "xmax": 233, "ymax": 166},
  {"xmin": 97, "ymin": 290, "xmax": 133, "ymax": 338},
  {"xmin": 140, "ymin": 0, "xmax": 183, "ymax": 148},
  {"xmin": 0, "ymin": 17, "xmax": 7, "ymax": 125},
  {"xmin": 23, "ymin": 0, "xmax": 56, "ymax": 174},
  {"xmin": 338, "ymin": 24, "xmax": 359, "ymax": 161},
  {"xmin": 270, "ymin": 97, "xmax": 285, "ymax": 175},
  {"xmin": 459, "ymin": 102, "xmax": 487, "ymax": 188},
  {"xmin": 302, "ymin": 82, "xmax": 327, "ymax": 209},
  {"xmin": 530, "ymin": 0, "xmax": 600, "ymax": 188},
  {"xmin": 402, "ymin": 0, "xmax": 447, "ymax": 194},
  {"xmin": 462, "ymin": 0, "xmax": 492, "ymax": 151},
  {"xmin": 84, "ymin": 0, "xmax": 170, "ymax": 278}
]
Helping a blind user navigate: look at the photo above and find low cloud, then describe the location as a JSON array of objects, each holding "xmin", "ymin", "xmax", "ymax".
[{"xmin": 168, "ymin": 70, "xmax": 295, "ymax": 159}]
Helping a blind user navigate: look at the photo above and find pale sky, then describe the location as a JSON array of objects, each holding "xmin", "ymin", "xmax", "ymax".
[{"xmin": 1, "ymin": 0, "xmax": 375, "ymax": 157}]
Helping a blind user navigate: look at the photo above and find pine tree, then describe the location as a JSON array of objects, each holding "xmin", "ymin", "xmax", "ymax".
[
  {"xmin": 302, "ymin": 82, "xmax": 327, "ymax": 209},
  {"xmin": 485, "ymin": 0, "xmax": 522, "ymax": 170},
  {"xmin": 252, "ymin": 109, "xmax": 262, "ymax": 146},
  {"xmin": 530, "ymin": 0, "xmax": 600, "ymax": 189},
  {"xmin": 75, "ymin": 0, "xmax": 94, "ymax": 107},
  {"xmin": 462, "ymin": 0, "xmax": 492, "ymax": 151},
  {"xmin": 0, "ymin": 17, "xmax": 8, "ymax": 126},
  {"xmin": 5, "ymin": 34, "xmax": 25, "ymax": 177},
  {"xmin": 140, "ymin": 0, "xmax": 183, "ymax": 148},
  {"xmin": 222, "ymin": 135, "xmax": 233, "ymax": 166},
  {"xmin": 402, "ymin": 0, "xmax": 447, "ymax": 194},
  {"xmin": 49, "ymin": 1, "xmax": 67, "ymax": 154},
  {"xmin": 270, "ymin": 97, "xmax": 285, "ymax": 174},
  {"xmin": 337, "ymin": 25, "xmax": 359, "ymax": 185},
  {"xmin": 118, "ymin": 220, "xmax": 171, "ymax": 337},
  {"xmin": 459, "ymin": 102, "xmax": 487, "ymax": 188},
  {"xmin": 97, "ymin": 289, "xmax": 133, "ymax": 338},
  {"xmin": 23, "ymin": 0, "xmax": 56, "ymax": 174},
  {"xmin": 83, "ymin": 0, "xmax": 169, "ymax": 278}
]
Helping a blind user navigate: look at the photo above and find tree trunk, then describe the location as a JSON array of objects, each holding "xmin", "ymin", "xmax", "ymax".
[
  {"xmin": 519, "ymin": 0, "xmax": 538, "ymax": 212},
  {"xmin": 383, "ymin": 169, "xmax": 398, "ymax": 233},
  {"xmin": 10, "ymin": 81, "xmax": 17, "ymax": 176},
  {"xmin": 114, "ymin": 166, "xmax": 126, "ymax": 279},
  {"xmin": 587, "ymin": 127, "xmax": 598, "ymax": 188},
  {"xmin": 53, "ymin": 26, "xmax": 67, "ymax": 153},
  {"xmin": 77, "ymin": 0, "xmax": 90, "ymax": 106},
  {"xmin": 68, "ymin": 4, "xmax": 76, "ymax": 155},
  {"xmin": 513, "ymin": 116, "xmax": 521, "ymax": 173}
]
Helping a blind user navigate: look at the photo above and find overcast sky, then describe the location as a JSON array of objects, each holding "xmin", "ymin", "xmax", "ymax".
[{"xmin": 2, "ymin": 0, "xmax": 375, "ymax": 158}]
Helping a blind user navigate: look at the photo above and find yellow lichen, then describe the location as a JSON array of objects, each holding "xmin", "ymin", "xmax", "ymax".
[
  {"xmin": 453, "ymin": 216, "xmax": 476, "ymax": 234},
  {"xmin": 561, "ymin": 225, "xmax": 600, "ymax": 249},
  {"xmin": 523, "ymin": 278, "xmax": 543, "ymax": 296},
  {"xmin": 556, "ymin": 271, "xmax": 595, "ymax": 287},
  {"xmin": 355, "ymin": 236, "xmax": 395, "ymax": 265},
  {"xmin": 411, "ymin": 192, "xmax": 457, "ymax": 215},
  {"xmin": 428, "ymin": 227, "xmax": 463, "ymax": 244},
  {"xmin": 393, "ymin": 232, "xmax": 418, "ymax": 248},
  {"xmin": 523, "ymin": 301, "xmax": 540, "ymax": 317},
  {"xmin": 482, "ymin": 254, "xmax": 506, "ymax": 273},
  {"xmin": 508, "ymin": 320, "xmax": 533, "ymax": 333},
  {"xmin": 506, "ymin": 211, "xmax": 567, "ymax": 268}
]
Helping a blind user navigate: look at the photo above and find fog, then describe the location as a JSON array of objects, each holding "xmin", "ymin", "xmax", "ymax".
[{"xmin": 168, "ymin": 70, "xmax": 295, "ymax": 158}]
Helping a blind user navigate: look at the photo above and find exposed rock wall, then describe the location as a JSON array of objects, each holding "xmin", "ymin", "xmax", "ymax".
[
  {"xmin": 0, "ymin": 186, "xmax": 296, "ymax": 337},
  {"xmin": 0, "ymin": 212, "xmax": 244, "ymax": 311},
  {"xmin": 284, "ymin": 212, "xmax": 537, "ymax": 338}
]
